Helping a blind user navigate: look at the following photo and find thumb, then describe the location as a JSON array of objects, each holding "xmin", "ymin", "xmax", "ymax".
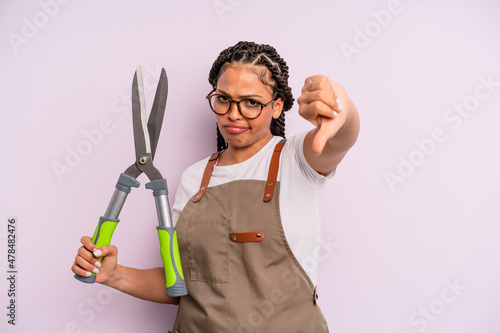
[
  {"xmin": 93, "ymin": 244, "xmax": 118, "ymax": 284},
  {"xmin": 93, "ymin": 244, "xmax": 118, "ymax": 259},
  {"xmin": 311, "ymin": 117, "xmax": 336, "ymax": 154}
]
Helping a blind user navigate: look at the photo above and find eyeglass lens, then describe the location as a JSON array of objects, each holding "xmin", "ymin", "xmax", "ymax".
[{"xmin": 209, "ymin": 95, "xmax": 263, "ymax": 118}]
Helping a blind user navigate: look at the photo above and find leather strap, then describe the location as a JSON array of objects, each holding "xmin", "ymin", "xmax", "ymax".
[
  {"xmin": 194, "ymin": 140, "xmax": 285, "ymax": 203},
  {"xmin": 229, "ymin": 231, "xmax": 265, "ymax": 243},
  {"xmin": 263, "ymin": 142, "xmax": 285, "ymax": 202},
  {"xmin": 193, "ymin": 152, "xmax": 220, "ymax": 203}
]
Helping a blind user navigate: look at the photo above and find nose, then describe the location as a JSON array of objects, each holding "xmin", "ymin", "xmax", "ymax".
[{"xmin": 227, "ymin": 101, "xmax": 242, "ymax": 121}]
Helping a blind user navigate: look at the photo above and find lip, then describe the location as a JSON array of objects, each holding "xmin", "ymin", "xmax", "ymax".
[{"xmin": 223, "ymin": 124, "xmax": 249, "ymax": 134}]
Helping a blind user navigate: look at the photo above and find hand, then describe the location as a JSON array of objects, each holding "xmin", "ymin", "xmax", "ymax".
[
  {"xmin": 72, "ymin": 236, "xmax": 118, "ymax": 285},
  {"xmin": 298, "ymin": 75, "xmax": 349, "ymax": 154}
]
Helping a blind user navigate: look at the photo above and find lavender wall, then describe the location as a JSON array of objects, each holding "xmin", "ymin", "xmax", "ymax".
[{"xmin": 1, "ymin": 0, "xmax": 499, "ymax": 332}]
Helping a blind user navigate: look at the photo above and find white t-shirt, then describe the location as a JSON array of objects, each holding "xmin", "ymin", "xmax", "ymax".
[{"xmin": 171, "ymin": 131, "xmax": 334, "ymax": 285}]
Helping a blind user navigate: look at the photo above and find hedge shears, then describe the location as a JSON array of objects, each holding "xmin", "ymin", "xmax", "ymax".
[{"xmin": 74, "ymin": 66, "xmax": 187, "ymax": 297}]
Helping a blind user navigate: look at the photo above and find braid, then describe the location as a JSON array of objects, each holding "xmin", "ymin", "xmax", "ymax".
[
  {"xmin": 217, "ymin": 126, "xmax": 228, "ymax": 152},
  {"xmin": 271, "ymin": 112, "xmax": 286, "ymax": 138},
  {"xmin": 209, "ymin": 41, "xmax": 294, "ymax": 151}
]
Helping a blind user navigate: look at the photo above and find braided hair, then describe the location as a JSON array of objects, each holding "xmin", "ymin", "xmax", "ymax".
[{"xmin": 208, "ymin": 41, "xmax": 295, "ymax": 152}]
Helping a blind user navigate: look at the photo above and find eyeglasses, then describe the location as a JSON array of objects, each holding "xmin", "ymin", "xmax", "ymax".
[{"xmin": 206, "ymin": 90, "xmax": 276, "ymax": 119}]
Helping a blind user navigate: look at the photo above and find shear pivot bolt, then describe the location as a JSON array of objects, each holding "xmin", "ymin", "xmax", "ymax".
[{"xmin": 139, "ymin": 156, "xmax": 147, "ymax": 164}]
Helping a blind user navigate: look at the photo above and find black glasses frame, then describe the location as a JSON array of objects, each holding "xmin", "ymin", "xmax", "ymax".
[{"xmin": 206, "ymin": 89, "xmax": 276, "ymax": 120}]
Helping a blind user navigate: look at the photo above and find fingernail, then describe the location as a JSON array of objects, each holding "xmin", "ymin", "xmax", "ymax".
[
  {"xmin": 93, "ymin": 268, "xmax": 100, "ymax": 274},
  {"xmin": 85, "ymin": 271, "xmax": 91, "ymax": 277},
  {"xmin": 336, "ymin": 98, "xmax": 344, "ymax": 111},
  {"xmin": 93, "ymin": 249, "xmax": 102, "ymax": 257},
  {"xmin": 333, "ymin": 111, "xmax": 339, "ymax": 117},
  {"xmin": 95, "ymin": 261, "xmax": 101, "ymax": 268}
]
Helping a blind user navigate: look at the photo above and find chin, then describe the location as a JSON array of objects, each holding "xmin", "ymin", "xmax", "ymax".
[{"xmin": 225, "ymin": 138, "xmax": 246, "ymax": 148}]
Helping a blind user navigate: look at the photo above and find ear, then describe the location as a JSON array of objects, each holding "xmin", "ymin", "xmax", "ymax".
[{"xmin": 271, "ymin": 98, "xmax": 284, "ymax": 119}]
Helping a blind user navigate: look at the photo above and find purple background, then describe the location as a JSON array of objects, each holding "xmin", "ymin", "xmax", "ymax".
[{"xmin": 1, "ymin": 0, "xmax": 499, "ymax": 332}]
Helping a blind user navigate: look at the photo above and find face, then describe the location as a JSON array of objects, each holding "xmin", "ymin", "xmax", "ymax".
[{"xmin": 215, "ymin": 64, "xmax": 283, "ymax": 153}]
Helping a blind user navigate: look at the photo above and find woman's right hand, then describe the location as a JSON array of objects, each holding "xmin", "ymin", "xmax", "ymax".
[
  {"xmin": 72, "ymin": 236, "xmax": 179, "ymax": 304},
  {"xmin": 72, "ymin": 236, "xmax": 119, "ymax": 285}
]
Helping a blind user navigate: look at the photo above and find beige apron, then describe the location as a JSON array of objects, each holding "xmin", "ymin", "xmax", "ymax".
[{"xmin": 171, "ymin": 142, "xmax": 329, "ymax": 333}]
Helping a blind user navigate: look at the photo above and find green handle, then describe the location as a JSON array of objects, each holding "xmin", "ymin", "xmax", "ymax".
[
  {"xmin": 74, "ymin": 216, "xmax": 119, "ymax": 283},
  {"xmin": 157, "ymin": 226, "xmax": 187, "ymax": 297}
]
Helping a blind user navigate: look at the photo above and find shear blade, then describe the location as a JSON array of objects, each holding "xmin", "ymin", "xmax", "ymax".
[
  {"xmin": 128, "ymin": 66, "xmax": 166, "ymax": 181},
  {"xmin": 132, "ymin": 66, "xmax": 152, "ymax": 159},
  {"xmin": 148, "ymin": 68, "xmax": 168, "ymax": 159}
]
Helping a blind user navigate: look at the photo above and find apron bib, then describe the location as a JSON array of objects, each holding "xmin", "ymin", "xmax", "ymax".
[{"xmin": 172, "ymin": 142, "xmax": 329, "ymax": 333}]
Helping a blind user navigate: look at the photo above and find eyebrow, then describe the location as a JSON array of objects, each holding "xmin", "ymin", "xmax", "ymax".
[{"xmin": 217, "ymin": 89, "xmax": 264, "ymax": 99}]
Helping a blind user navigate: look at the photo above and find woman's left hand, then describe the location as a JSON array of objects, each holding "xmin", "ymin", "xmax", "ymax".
[{"xmin": 298, "ymin": 75, "xmax": 351, "ymax": 155}]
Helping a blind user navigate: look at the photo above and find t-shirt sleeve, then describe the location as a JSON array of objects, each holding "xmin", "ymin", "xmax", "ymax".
[{"xmin": 285, "ymin": 131, "xmax": 335, "ymax": 184}]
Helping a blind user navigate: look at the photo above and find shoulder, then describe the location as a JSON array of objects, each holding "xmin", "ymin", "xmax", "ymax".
[
  {"xmin": 281, "ymin": 131, "xmax": 335, "ymax": 184},
  {"xmin": 282, "ymin": 131, "xmax": 306, "ymax": 157},
  {"xmin": 178, "ymin": 155, "xmax": 211, "ymax": 191},
  {"xmin": 172, "ymin": 154, "xmax": 213, "ymax": 224}
]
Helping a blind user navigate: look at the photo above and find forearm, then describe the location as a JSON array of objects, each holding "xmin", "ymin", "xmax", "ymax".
[{"xmin": 104, "ymin": 265, "xmax": 179, "ymax": 304}]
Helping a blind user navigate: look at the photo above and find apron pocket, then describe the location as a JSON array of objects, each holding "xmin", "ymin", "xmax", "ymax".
[{"xmin": 186, "ymin": 219, "xmax": 228, "ymax": 283}]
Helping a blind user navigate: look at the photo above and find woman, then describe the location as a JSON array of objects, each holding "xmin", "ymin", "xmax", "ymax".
[{"xmin": 72, "ymin": 41, "xmax": 360, "ymax": 332}]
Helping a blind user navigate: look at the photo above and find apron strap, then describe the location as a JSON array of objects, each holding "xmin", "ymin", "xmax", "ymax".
[
  {"xmin": 193, "ymin": 152, "xmax": 220, "ymax": 203},
  {"xmin": 194, "ymin": 139, "xmax": 286, "ymax": 203},
  {"xmin": 264, "ymin": 141, "xmax": 286, "ymax": 202}
]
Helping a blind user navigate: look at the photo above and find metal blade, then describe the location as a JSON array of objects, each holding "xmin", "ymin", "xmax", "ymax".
[
  {"xmin": 123, "ymin": 163, "xmax": 142, "ymax": 179},
  {"xmin": 132, "ymin": 66, "xmax": 152, "ymax": 160},
  {"xmin": 148, "ymin": 68, "xmax": 168, "ymax": 159}
]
